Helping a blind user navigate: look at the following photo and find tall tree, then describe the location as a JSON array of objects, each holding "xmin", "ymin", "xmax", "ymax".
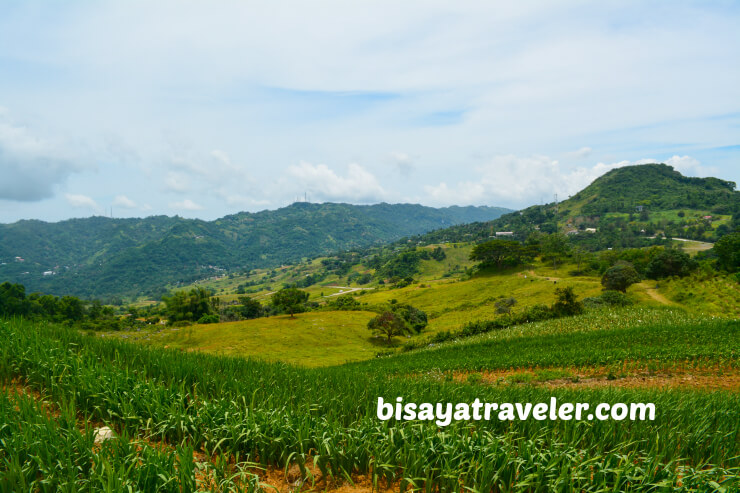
[
  {"xmin": 271, "ymin": 287, "xmax": 309, "ymax": 318},
  {"xmin": 470, "ymin": 240, "xmax": 530, "ymax": 269}
]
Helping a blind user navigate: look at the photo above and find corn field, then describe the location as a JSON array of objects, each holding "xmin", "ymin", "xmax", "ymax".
[{"xmin": 0, "ymin": 308, "xmax": 738, "ymax": 491}]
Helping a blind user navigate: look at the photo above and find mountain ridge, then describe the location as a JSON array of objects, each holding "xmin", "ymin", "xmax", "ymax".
[{"xmin": 0, "ymin": 202, "xmax": 511, "ymax": 299}]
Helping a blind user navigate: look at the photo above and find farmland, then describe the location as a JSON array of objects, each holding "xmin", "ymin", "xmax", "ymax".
[{"xmin": 1, "ymin": 305, "xmax": 738, "ymax": 491}]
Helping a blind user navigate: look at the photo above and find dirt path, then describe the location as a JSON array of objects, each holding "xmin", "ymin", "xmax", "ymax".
[
  {"xmin": 639, "ymin": 282, "xmax": 675, "ymax": 306},
  {"xmin": 517, "ymin": 269, "xmax": 561, "ymax": 281},
  {"xmin": 323, "ymin": 287, "xmax": 374, "ymax": 297}
]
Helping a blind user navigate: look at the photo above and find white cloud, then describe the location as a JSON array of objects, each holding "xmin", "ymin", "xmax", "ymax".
[
  {"xmin": 164, "ymin": 172, "xmax": 190, "ymax": 193},
  {"xmin": 424, "ymin": 155, "xmax": 706, "ymax": 207},
  {"xmin": 564, "ymin": 147, "xmax": 592, "ymax": 160},
  {"xmin": 0, "ymin": 114, "xmax": 84, "ymax": 202},
  {"xmin": 389, "ymin": 151, "xmax": 415, "ymax": 175},
  {"xmin": 112, "ymin": 194, "xmax": 137, "ymax": 208},
  {"xmin": 65, "ymin": 193, "xmax": 100, "ymax": 211},
  {"xmin": 170, "ymin": 199, "xmax": 203, "ymax": 211},
  {"xmin": 285, "ymin": 162, "xmax": 387, "ymax": 203}
]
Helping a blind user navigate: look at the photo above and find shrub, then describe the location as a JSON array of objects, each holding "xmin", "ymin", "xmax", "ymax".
[
  {"xmin": 393, "ymin": 304, "xmax": 428, "ymax": 333},
  {"xmin": 197, "ymin": 314, "xmax": 220, "ymax": 324},
  {"xmin": 494, "ymin": 297, "xmax": 517, "ymax": 314},
  {"xmin": 583, "ymin": 290, "xmax": 634, "ymax": 308},
  {"xmin": 645, "ymin": 249, "xmax": 697, "ymax": 279},
  {"xmin": 551, "ymin": 287, "xmax": 583, "ymax": 316},
  {"xmin": 601, "ymin": 263, "xmax": 641, "ymax": 292}
]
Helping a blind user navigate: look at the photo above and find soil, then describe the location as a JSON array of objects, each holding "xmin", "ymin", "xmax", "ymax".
[{"xmin": 452, "ymin": 364, "xmax": 740, "ymax": 391}]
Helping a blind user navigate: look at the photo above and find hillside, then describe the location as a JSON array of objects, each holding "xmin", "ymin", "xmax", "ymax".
[
  {"xmin": 405, "ymin": 163, "xmax": 739, "ymax": 246},
  {"xmin": 0, "ymin": 202, "xmax": 510, "ymax": 299}
]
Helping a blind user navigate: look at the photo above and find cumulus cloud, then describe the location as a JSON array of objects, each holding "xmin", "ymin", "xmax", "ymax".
[
  {"xmin": 0, "ymin": 115, "xmax": 84, "ymax": 202},
  {"xmin": 170, "ymin": 199, "xmax": 203, "ymax": 211},
  {"xmin": 161, "ymin": 149, "xmax": 259, "ymax": 208},
  {"xmin": 285, "ymin": 162, "xmax": 387, "ymax": 203},
  {"xmin": 112, "ymin": 194, "xmax": 137, "ymax": 208},
  {"xmin": 424, "ymin": 155, "xmax": 704, "ymax": 207},
  {"xmin": 65, "ymin": 193, "xmax": 100, "ymax": 211}
]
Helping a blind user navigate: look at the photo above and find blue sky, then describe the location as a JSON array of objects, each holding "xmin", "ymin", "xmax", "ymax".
[{"xmin": 0, "ymin": 0, "xmax": 738, "ymax": 222}]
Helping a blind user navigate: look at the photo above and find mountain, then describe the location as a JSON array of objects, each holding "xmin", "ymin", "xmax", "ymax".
[
  {"xmin": 399, "ymin": 164, "xmax": 739, "ymax": 246},
  {"xmin": 0, "ymin": 203, "xmax": 511, "ymax": 299},
  {"xmin": 562, "ymin": 163, "xmax": 737, "ymax": 216}
]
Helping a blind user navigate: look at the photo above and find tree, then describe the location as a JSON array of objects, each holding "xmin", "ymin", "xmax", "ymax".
[
  {"xmin": 271, "ymin": 287, "xmax": 309, "ymax": 318},
  {"xmin": 392, "ymin": 304, "xmax": 428, "ymax": 333},
  {"xmin": 601, "ymin": 263, "xmax": 641, "ymax": 292},
  {"xmin": 645, "ymin": 249, "xmax": 697, "ymax": 279},
  {"xmin": 714, "ymin": 232, "xmax": 740, "ymax": 273},
  {"xmin": 237, "ymin": 296, "xmax": 264, "ymax": 319},
  {"xmin": 551, "ymin": 286, "xmax": 583, "ymax": 316},
  {"xmin": 469, "ymin": 240, "xmax": 531, "ymax": 269},
  {"xmin": 540, "ymin": 233, "xmax": 570, "ymax": 269},
  {"xmin": 163, "ymin": 287, "xmax": 212, "ymax": 323},
  {"xmin": 367, "ymin": 311, "xmax": 409, "ymax": 343},
  {"xmin": 571, "ymin": 246, "xmax": 590, "ymax": 273}
]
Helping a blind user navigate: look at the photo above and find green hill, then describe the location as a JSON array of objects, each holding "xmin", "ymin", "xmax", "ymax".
[
  {"xmin": 406, "ymin": 163, "xmax": 739, "ymax": 246},
  {"xmin": 564, "ymin": 163, "xmax": 737, "ymax": 215},
  {"xmin": 0, "ymin": 203, "xmax": 510, "ymax": 299}
]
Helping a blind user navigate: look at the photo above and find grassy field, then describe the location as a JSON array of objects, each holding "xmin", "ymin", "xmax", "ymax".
[
  {"xmin": 1, "ymin": 309, "xmax": 738, "ymax": 491},
  {"xmin": 111, "ymin": 311, "xmax": 379, "ymax": 367},
  {"xmin": 119, "ymin": 256, "xmax": 738, "ymax": 367}
]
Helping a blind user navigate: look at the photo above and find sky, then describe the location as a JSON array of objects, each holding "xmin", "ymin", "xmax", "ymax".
[{"xmin": 0, "ymin": 0, "xmax": 738, "ymax": 223}]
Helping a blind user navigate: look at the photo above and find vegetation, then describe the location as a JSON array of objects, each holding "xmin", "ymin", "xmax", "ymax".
[
  {"xmin": 469, "ymin": 239, "xmax": 534, "ymax": 269},
  {"xmin": 0, "ymin": 308, "xmax": 737, "ymax": 490},
  {"xmin": 270, "ymin": 287, "xmax": 309, "ymax": 317},
  {"xmin": 601, "ymin": 263, "xmax": 641, "ymax": 292},
  {"xmin": 0, "ymin": 203, "xmax": 510, "ymax": 300},
  {"xmin": 714, "ymin": 231, "xmax": 740, "ymax": 273},
  {"xmin": 367, "ymin": 311, "xmax": 409, "ymax": 343},
  {"xmin": 162, "ymin": 287, "xmax": 214, "ymax": 323},
  {"xmin": 645, "ymin": 248, "xmax": 697, "ymax": 279},
  {"xmin": 1, "ymin": 162, "xmax": 739, "ymax": 490}
]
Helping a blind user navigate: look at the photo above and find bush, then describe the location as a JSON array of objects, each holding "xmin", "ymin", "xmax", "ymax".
[
  {"xmin": 551, "ymin": 287, "xmax": 583, "ymax": 316},
  {"xmin": 330, "ymin": 295, "xmax": 361, "ymax": 310},
  {"xmin": 393, "ymin": 304, "xmax": 428, "ymax": 333},
  {"xmin": 645, "ymin": 249, "xmax": 697, "ymax": 279},
  {"xmin": 601, "ymin": 263, "xmax": 641, "ymax": 292},
  {"xmin": 494, "ymin": 297, "xmax": 517, "ymax": 314},
  {"xmin": 583, "ymin": 290, "xmax": 634, "ymax": 308},
  {"xmin": 197, "ymin": 314, "xmax": 220, "ymax": 324}
]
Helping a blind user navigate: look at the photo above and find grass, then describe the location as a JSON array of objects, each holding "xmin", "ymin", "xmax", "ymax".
[
  {"xmin": 111, "ymin": 310, "xmax": 380, "ymax": 367},
  {"xmin": 361, "ymin": 264, "xmax": 603, "ymax": 333},
  {"xmin": 657, "ymin": 272, "xmax": 740, "ymax": 317},
  {"xmin": 1, "ymin": 312, "xmax": 738, "ymax": 490}
]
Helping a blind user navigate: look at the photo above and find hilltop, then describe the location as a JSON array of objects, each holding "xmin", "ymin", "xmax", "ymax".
[
  {"xmin": 407, "ymin": 163, "xmax": 739, "ymax": 246},
  {"xmin": 0, "ymin": 202, "xmax": 510, "ymax": 299}
]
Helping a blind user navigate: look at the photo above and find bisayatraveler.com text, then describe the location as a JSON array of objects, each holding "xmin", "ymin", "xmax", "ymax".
[{"xmin": 377, "ymin": 397, "xmax": 656, "ymax": 426}]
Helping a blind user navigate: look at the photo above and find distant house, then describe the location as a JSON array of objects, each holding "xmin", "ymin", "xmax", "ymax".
[
  {"xmin": 584, "ymin": 228, "xmax": 597, "ymax": 233},
  {"xmin": 566, "ymin": 230, "xmax": 578, "ymax": 235},
  {"xmin": 14, "ymin": 256, "xmax": 24, "ymax": 262},
  {"xmin": 635, "ymin": 205, "xmax": 644, "ymax": 212},
  {"xmin": 43, "ymin": 271, "xmax": 54, "ymax": 276},
  {"xmin": 703, "ymin": 215, "xmax": 712, "ymax": 220},
  {"xmin": 495, "ymin": 231, "xmax": 514, "ymax": 236}
]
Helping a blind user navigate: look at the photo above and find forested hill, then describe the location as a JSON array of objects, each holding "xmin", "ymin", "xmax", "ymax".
[
  {"xmin": 401, "ymin": 163, "xmax": 739, "ymax": 246},
  {"xmin": 564, "ymin": 163, "xmax": 737, "ymax": 215},
  {"xmin": 0, "ymin": 202, "xmax": 510, "ymax": 299}
]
